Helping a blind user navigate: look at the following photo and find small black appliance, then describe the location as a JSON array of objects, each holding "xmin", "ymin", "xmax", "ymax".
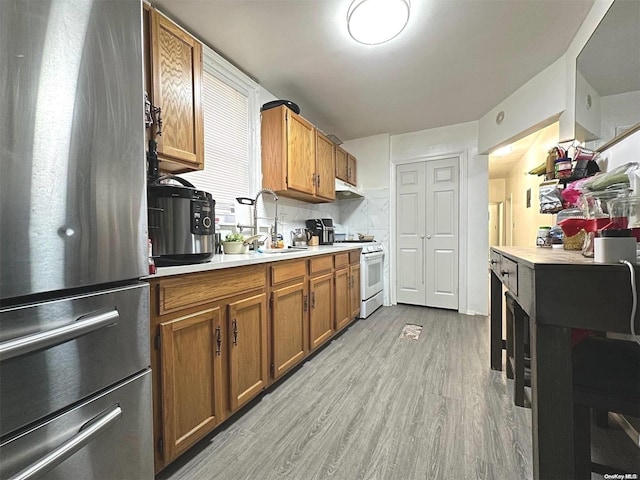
[
  {"xmin": 148, "ymin": 175, "xmax": 215, "ymax": 266},
  {"xmin": 306, "ymin": 218, "xmax": 335, "ymax": 245}
]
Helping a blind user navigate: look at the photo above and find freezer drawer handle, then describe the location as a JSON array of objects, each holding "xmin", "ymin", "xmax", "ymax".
[
  {"xmin": 0, "ymin": 309, "xmax": 119, "ymax": 362},
  {"xmin": 10, "ymin": 405, "xmax": 122, "ymax": 480}
]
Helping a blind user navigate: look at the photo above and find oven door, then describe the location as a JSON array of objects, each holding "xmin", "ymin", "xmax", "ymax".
[{"xmin": 361, "ymin": 251, "xmax": 384, "ymax": 300}]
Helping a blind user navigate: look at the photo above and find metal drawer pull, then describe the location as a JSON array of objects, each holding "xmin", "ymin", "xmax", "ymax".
[
  {"xmin": 216, "ymin": 326, "xmax": 222, "ymax": 356},
  {"xmin": 232, "ymin": 319, "xmax": 238, "ymax": 346},
  {"xmin": 11, "ymin": 405, "xmax": 122, "ymax": 480},
  {"xmin": 0, "ymin": 310, "xmax": 119, "ymax": 362},
  {"xmin": 500, "ymin": 270, "xmax": 509, "ymax": 276}
]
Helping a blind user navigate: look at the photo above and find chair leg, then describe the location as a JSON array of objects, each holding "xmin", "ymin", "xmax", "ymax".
[
  {"xmin": 574, "ymin": 404, "xmax": 592, "ymax": 480},
  {"xmin": 513, "ymin": 305, "xmax": 525, "ymax": 407},
  {"xmin": 505, "ymin": 297, "xmax": 514, "ymax": 379}
]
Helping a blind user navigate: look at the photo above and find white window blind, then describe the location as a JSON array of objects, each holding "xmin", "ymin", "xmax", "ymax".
[{"xmin": 180, "ymin": 64, "xmax": 252, "ymax": 217}]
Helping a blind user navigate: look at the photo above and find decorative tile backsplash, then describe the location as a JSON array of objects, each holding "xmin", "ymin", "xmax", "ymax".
[{"xmin": 240, "ymin": 188, "xmax": 392, "ymax": 306}]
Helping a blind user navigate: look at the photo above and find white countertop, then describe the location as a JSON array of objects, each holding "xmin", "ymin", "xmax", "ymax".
[{"xmin": 145, "ymin": 244, "xmax": 362, "ymax": 279}]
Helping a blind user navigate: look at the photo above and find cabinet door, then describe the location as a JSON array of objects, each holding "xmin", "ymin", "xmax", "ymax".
[
  {"xmin": 228, "ymin": 293, "xmax": 268, "ymax": 411},
  {"xmin": 347, "ymin": 153, "xmax": 357, "ymax": 186},
  {"xmin": 335, "ymin": 267, "xmax": 350, "ymax": 331},
  {"xmin": 315, "ymin": 132, "xmax": 336, "ymax": 201},
  {"xmin": 350, "ymin": 264, "xmax": 361, "ymax": 319},
  {"xmin": 150, "ymin": 11, "xmax": 204, "ymax": 170},
  {"xmin": 310, "ymin": 273, "xmax": 334, "ymax": 351},
  {"xmin": 286, "ymin": 112, "xmax": 315, "ymax": 195},
  {"xmin": 160, "ymin": 308, "xmax": 222, "ymax": 461},
  {"xmin": 336, "ymin": 147, "xmax": 348, "ymax": 181},
  {"xmin": 271, "ymin": 281, "xmax": 308, "ymax": 379}
]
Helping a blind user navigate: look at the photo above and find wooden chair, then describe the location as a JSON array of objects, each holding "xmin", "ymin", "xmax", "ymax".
[
  {"xmin": 572, "ymin": 336, "xmax": 640, "ymax": 479},
  {"xmin": 505, "ymin": 291, "xmax": 530, "ymax": 407}
]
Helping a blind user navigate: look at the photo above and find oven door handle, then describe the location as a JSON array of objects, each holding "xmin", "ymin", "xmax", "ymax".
[
  {"xmin": 361, "ymin": 251, "xmax": 384, "ymax": 260},
  {"xmin": 10, "ymin": 405, "xmax": 123, "ymax": 480},
  {"xmin": 0, "ymin": 309, "xmax": 119, "ymax": 362}
]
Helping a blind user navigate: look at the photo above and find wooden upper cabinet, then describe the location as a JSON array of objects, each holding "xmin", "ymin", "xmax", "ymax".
[
  {"xmin": 149, "ymin": 9, "xmax": 204, "ymax": 172},
  {"xmin": 347, "ymin": 153, "xmax": 357, "ymax": 186},
  {"xmin": 262, "ymin": 105, "xmax": 337, "ymax": 203},
  {"xmin": 335, "ymin": 146, "xmax": 348, "ymax": 182},
  {"xmin": 315, "ymin": 131, "xmax": 336, "ymax": 201}
]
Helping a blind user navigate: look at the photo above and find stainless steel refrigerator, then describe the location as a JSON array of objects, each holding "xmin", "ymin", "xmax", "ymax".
[{"xmin": 0, "ymin": 0, "xmax": 153, "ymax": 477}]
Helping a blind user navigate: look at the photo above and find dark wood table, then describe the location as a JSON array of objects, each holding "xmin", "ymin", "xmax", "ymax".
[{"xmin": 489, "ymin": 246, "xmax": 638, "ymax": 479}]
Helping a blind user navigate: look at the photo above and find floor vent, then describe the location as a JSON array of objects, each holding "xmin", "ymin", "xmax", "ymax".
[{"xmin": 399, "ymin": 324, "xmax": 423, "ymax": 340}]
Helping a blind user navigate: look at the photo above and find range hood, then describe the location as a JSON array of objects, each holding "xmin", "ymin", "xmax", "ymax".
[{"xmin": 335, "ymin": 178, "xmax": 365, "ymax": 199}]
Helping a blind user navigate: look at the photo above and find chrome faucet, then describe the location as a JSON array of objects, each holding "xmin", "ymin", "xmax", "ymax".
[
  {"xmin": 254, "ymin": 189, "xmax": 279, "ymax": 249},
  {"xmin": 236, "ymin": 189, "xmax": 279, "ymax": 250}
]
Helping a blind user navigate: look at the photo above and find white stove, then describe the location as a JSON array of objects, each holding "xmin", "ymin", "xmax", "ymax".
[{"xmin": 336, "ymin": 241, "xmax": 384, "ymax": 318}]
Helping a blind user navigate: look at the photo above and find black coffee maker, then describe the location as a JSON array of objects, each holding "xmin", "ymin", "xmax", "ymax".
[{"xmin": 305, "ymin": 219, "xmax": 335, "ymax": 245}]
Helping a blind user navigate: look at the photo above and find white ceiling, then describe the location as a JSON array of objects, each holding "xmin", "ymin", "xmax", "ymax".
[{"xmin": 154, "ymin": 0, "xmax": 595, "ymax": 142}]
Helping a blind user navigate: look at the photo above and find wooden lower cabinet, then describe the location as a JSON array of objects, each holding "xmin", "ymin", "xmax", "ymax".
[
  {"xmin": 149, "ymin": 264, "xmax": 268, "ymax": 473},
  {"xmin": 334, "ymin": 267, "xmax": 351, "ymax": 332},
  {"xmin": 350, "ymin": 264, "xmax": 361, "ymax": 319},
  {"xmin": 270, "ymin": 260, "xmax": 308, "ymax": 380},
  {"xmin": 309, "ymin": 272, "xmax": 334, "ymax": 350},
  {"xmin": 159, "ymin": 307, "xmax": 222, "ymax": 460},
  {"xmin": 150, "ymin": 250, "xmax": 363, "ymax": 473},
  {"xmin": 271, "ymin": 281, "xmax": 307, "ymax": 379},
  {"xmin": 228, "ymin": 293, "xmax": 269, "ymax": 411},
  {"xmin": 335, "ymin": 252, "xmax": 361, "ymax": 332}
]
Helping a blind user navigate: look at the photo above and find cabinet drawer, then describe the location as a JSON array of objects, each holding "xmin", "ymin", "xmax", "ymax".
[
  {"xmin": 271, "ymin": 260, "xmax": 306, "ymax": 285},
  {"xmin": 500, "ymin": 257, "xmax": 518, "ymax": 295},
  {"xmin": 158, "ymin": 265, "xmax": 266, "ymax": 315},
  {"xmin": 309, "ymin": 255, "xmax": 333, "ymax": 276},
  {"xmin": 490, "ymin": 250, "xmax": 501, "ymax": 274},
  {"xmin": 349, "ymin": 250, "xmax": 360, "ymax": 265},
  {"xmin": 335, "ymin": 253, "xmax": 349, "ymax": 269}
]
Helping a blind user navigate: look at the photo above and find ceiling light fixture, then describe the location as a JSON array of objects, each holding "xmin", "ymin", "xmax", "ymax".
[{"xmin": 347, "ymin": 0, "xmax": 411, "ymax": 45}]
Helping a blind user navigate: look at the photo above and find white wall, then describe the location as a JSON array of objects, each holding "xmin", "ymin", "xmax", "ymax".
[
  {"xmin": 478, "ymin": 57, "xmax": 565, "ymax": 155},
  {"xmin": 575, "ymin": 70, "xmax": 602, "ymax": 140},
  {"xmin": 342, "ymin": 134, "xmax": 391, "ymax": 190},
  {"xmin": 390, "ymin": 121, "xmax": 488, "ymax": 316},
  {"xmin": 599, "ymin": 129, "xmax": 640, "ymax": 172},
  {"xmin": 600, "ymin": 91, "xmax": 640, "ymax": 144},
  {"xmin": 489, "ymin": 179, "xmax": 505, "ymax": 204},
  {"xmin": 503, "ymin": 123, "xmax": 559, "ymax": 247},
  {"xmin": 341, "ymin": 134, "xmax": 392, "ymax": 305},
  {"xmin": 559, "ymin": 0, "xmax": 614, "ymax": 142}
]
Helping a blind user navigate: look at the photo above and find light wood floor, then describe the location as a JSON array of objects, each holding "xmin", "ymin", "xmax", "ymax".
[{"xmin": 158, "ymin": 305, "xmax": 639, "ymax": 480}]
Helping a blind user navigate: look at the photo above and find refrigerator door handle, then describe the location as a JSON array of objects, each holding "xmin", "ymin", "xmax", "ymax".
[
  {"xmin": 11, "ymin": 405, "xmax": 123, "ymax": 480},
  {"xmin": 0, "ymin": 310, "xmax": 119, "ymax": 362}
]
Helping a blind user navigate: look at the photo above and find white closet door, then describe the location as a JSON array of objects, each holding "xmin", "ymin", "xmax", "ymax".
[
  {"xmin": 395, "ymin": 157, "xmax": 459, "ymax": 309},
  {"xmin": 425, "ymin": 157, "xmax": 459, "ymax": 309},
  {"xmin": 396, "ymin": 162, "xmax": 426, "ymax": 305}
]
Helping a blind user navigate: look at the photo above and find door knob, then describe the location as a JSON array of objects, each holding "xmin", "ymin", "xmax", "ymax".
[
  {"xmin": 420, "ymin": 234, "xmax": 425, "ymax": 239},
  {"xmin": 426, "ymin": 235, "xmax": 432, "ymax": 239}
]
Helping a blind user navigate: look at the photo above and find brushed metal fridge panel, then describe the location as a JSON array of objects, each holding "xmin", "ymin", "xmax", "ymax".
[
  {"xmin": 0, "ymin": 370, "xmax": 153, "ymax": 480},
  {"xmin": 0, "ymin": 283, "xmax": 149, "ymax": 436},
  {"xmin": 0, "ymin": 0, "xmax": 147, "ymax": 300}
]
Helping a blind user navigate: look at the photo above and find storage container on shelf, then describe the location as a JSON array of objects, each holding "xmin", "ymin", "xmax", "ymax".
[
  {"xmin": 556, "ymin": 208, "xmax": 585, "ymax": 250},
  {"xmin": 579, "ymin": 187, "xmax": 630, "ymax": 257},
  {"xmin": 607, "ymin": 196, "xmax": 640, "ymax": 242}
]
